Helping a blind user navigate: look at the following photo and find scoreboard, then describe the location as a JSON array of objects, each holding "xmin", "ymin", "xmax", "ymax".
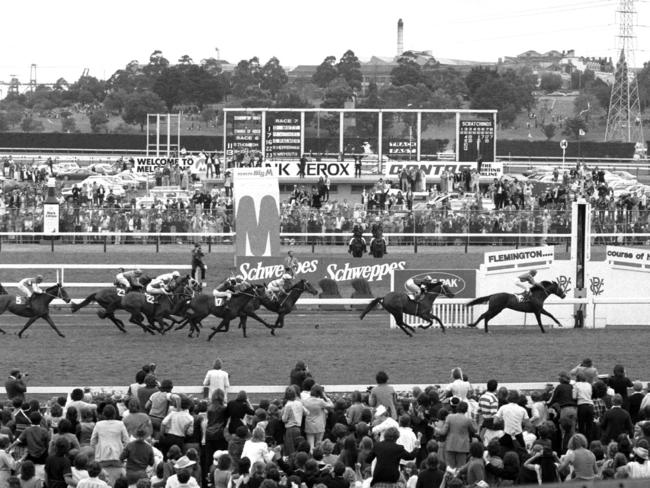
[{"xmin": 458, "ymin": 119, "xmax": 495, "ymax": 162}]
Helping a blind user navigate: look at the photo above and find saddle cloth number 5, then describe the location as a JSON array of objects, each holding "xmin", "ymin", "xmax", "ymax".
[{"xmin": 16, "ymin": 296, "xmax": 23, "ymax": 305}]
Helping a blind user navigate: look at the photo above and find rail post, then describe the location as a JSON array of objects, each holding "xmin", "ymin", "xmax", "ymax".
[
  {"xmin": 103, "ymin": 235, "xmax": 107, "ymax": 253},
  {"xmin": 414, "ymin": 235, "xmax": 418, "ymax": 254},
  {"xmin": 208, "ymin": 235, "xmax": 212, "ymax": 253},
  {"xmin": 156, "ymin": 235, "xmax": 160, "ymax": 253},
  {"xmin": 51, "ymin": 237, "xmax": 54, "ymax": 253}
]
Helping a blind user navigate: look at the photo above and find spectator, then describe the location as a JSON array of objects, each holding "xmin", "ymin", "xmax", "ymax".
[
  {"xmin": 120, "ymin": 428, "xmax": 155, "ymax": 485},
  {"xmin": 0, "ymin": 436, "xmax": 16, "ymax": 488},
  {"xmin": 241, "ymin": 427, "xmax": 275, "ymax": 467},
  {"xmin": 570, "ymin": 358, "xmax": 599, "ymax": 384},
  {"xmin": 44, "ymin": 438, "xmax": 72, "ymax": 488},
  {"xmin": 203, "ymin": 359, "xmax": 230, "ymax": 402},
  {"xmin": 368, "ymin": 371, "xmax": 397, "ymax": 420},
  {"xmin": 600, "ymin": 394, "xmax": 634, "ymax": 444},
  {"xmin": 226, "ymin": 392, "xmax": 254, "ymax": 436},
  {"xmin": 574, "ymin": 372, "xmax": 595, "ymax": 441},
  {"xmin": 609, "ymin": 364, "xmax": 633, "ymax": 408},
  {"xmin": 121, "ymin": 399, "xmax": 152, "ymax": 439},
  {"xmin": 89, "ymin": 405, "xmax": 128, "ymax": 485},
  {"xmin": 557, "ymin": 433, "xmax": 598, "ymax": 481},
  {"xmin": 5, "ymin": 370, "xmax": 28, "ymax": 402},
  {"xmin": 289, "ymin": 362, "xmax": 310, "ymax": 391},
  {"xmin": 626, "ymin": 442, "xmax": 650, "ymax": 478},
  {"xmin": 366, "ymin": 427, "xmax": 417, "ymax": 486},
  {"xmin": 9, "ymin": 411, "xmax": 50, "ymax": 467},
  {"xmin": 440, "ymin": 401, "xmax": 477, "ymax": 469},
  {"xmin": 302, "ymin": 385, "xmax": 334, "ymax": 449},
  {"xmin": 281, "ymin": 387, "xmax": 308, "ymax": 456},
  {"xmin": 495, "ymin": 390, "xmax": 529, "ymax": 449},
  {"xmin": 160, "ymin": 396, "xmax": 194, "ymax": 456}
]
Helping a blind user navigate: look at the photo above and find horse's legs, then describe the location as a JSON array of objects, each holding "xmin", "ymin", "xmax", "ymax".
[
  {"xmin": 388, "ymin": 310, "xmax": 413, "ymax": 337},
  {"xmin": 107, "ymin": 313, "xmax": 127, "ymax": 333},
  {"xmin": 42, "ymin": 314, "xmax": 65, "ymax": 338},
  {"xmin": 426, "ymin": 313, "xmax": 446, "ymax": 333},
  {"xmin": 239, "ymin": 316, "xmax": 247, "ymax": 338},
  {"xmin": 533, "ymin": 312, "xmax": 547, "ymax": 334},
  {"xmin": 17, "ymin": 316, "xmax": 39, "ymax": 338},
  {"xmin": 539, "ymin": 308, "xmax": 563, "ymax": 329}
]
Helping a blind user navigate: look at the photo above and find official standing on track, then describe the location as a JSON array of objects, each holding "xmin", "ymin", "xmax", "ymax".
[{"xmin": 191, "ymin": 243, "xmax": 207, "ymax": 284}]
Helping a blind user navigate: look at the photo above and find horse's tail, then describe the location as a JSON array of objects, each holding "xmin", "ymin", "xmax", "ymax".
[
  {"xmin": 466, "ymin": 295, "xmax": 491, "ymax": 307},
  {"xmin": 359, "ymin": 297, "xmax": 383, "ymax": 320},
  {"xmin": 71, "ymin": 293, "xmax": 96, "ymax": 313}
]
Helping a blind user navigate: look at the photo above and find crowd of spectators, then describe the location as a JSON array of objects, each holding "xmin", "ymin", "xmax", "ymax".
[
  {"xmin": 0, "ymin": 154, "xmax": 649, "ymax": 245},
  {"xmin": 2, "ymin": 359, "xmax": 650, "ymax": 488}
]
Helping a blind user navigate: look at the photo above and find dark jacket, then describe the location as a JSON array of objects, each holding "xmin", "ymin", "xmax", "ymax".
[
  {"xmin": 5, "ymin": 376, "xmax": 27, "ymax": 400},
  {"xmin": 366, "ymin": 440, "xmax": 416, "ymax": 485},
  {"xmin": 226, "ymin": 399, "xmax": 254, "ymax": 434},
  {"xmin": 600, "ymin": 406, "xmax": 634, "ymax": 443},
  {"xmin": 415, "ymin": 467, "xmax": 444, "ymax": 488}
]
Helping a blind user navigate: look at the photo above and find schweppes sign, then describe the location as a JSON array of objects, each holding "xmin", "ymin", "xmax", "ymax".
[{"xmin": 233, "ymin": 167, "xmax": 280, "ymax": 256}]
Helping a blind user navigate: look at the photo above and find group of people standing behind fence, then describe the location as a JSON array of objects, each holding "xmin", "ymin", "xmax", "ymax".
[{"xmin": 2, "ymin": 359, "xmax": 650, "ymax": 488}]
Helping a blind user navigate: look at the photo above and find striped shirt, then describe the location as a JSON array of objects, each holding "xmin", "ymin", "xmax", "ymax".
[{"xmin": 478, "ymin": 391, "xmax": 499, "ymax": 419}]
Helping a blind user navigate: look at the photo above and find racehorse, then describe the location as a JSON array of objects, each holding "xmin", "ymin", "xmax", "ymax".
[
  {"xmin": 348, "ymin": 235, "xmax": 366, "ymax": 257},
  {"xmin": 238, "ymin": 279, "xmax": 319, "ymax": 337},
  {"xmin": 0, "ymin": 284, "xmax": 71, "ymax": 338},
  {"xmin": 369, "ymin": 236, "xmax": 387, "ymax": 258},
  {"xmin": 173, "ymin": 284, "xmax": 273, "ymax": 339},
  {"xmin": 120, "ymin": 276, "xmax": 193, "ymax": 333},
  {"xmin": 71, "ymin": 277, "xmax": 153, "ymax": 333},
  {"xmin": 465, "ymin": 280, "xmax": 566, "ymax": 333},
  {"xmin": 359, "ymin": 281, "xmax": 455, "ymax": 337}
]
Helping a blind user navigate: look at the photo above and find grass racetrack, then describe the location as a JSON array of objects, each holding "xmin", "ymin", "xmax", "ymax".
[{"xmin": 0, "ymin": 243, "xmax": 647, "ymax": 390}]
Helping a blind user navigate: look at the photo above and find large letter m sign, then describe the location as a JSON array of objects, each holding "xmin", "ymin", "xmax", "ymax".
[{"xmin": 235, "ymin": 195, "xmax": 280, "ymax": 256}]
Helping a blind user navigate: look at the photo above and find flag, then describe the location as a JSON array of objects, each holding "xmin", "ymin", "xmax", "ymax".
[{"xmin": 579, "ymin": 129, "xmax": 586, "ymax": 136}]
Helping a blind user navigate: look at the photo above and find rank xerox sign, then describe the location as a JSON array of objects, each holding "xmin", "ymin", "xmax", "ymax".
[
  {"xmin": 233, "ymin": 167, "xmax": 281, "ymax": 257},
  {"xmin": 392, "ymin": 269, "xmax": 476, "ymax": 298}
]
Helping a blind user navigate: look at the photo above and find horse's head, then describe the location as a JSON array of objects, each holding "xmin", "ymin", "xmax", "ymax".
[
  {"xmin": 545, "ymin": 280, "xmax": 566, "ymax": 299},
  {"xmin": 295, "ymin": 279, "xmax": 318, "ymax": 296},
  {"xmin": 186, "ymin": 277, "xmax": 202, "ymax": 293},
  {"xmin": 47, "ymin": 283, "xmax": 71, "ymax": 303},
  {"xmin": 427, "ymin": 281, "xmax": 455, "ymax": 298}
]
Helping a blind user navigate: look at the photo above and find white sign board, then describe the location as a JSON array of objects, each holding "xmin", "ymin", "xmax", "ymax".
[
  {"xmin": 43, "ymin": 203, "xmax": 60, "ymax": 234},
  {"xmin": 482, "ymin": 246, "xmax": 555, "ymax": 272},
  {"xmin": 606, "ymin": 246, "xmax": 650, "ymax": 270}
]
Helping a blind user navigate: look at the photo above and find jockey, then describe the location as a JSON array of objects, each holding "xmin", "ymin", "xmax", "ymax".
[
  {"xmin": 348, "ymin": 228, "xmax": 367, "ymax": 257},
  {"xmin": 516, "ymin": 269, "xmax": 539, "ymax": 301},
  {"xmin": 405, "ymin": 275, "xmax": 433, "ymax": 303},
  {"xmin": 115, "ymin": 268, "xmax": 143, "ymax": 292},
  {"xmin": 146, "ymin": 270, "xmax": 180, "ymax": 296},
  {"xmin": 213, "ymin": 276, "xmax": 237, "ymax": 304},
  {"xmin": 267, "ymin": 268, "xmax": 293, "ymax": 301},
  {"xmin": 18, "ymin": 275, "xmax": 44, "ymax": 306}
]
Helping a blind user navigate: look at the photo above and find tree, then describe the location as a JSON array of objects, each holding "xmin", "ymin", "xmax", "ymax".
[
  {"xmin": 541, "ymin": 123, "xmax": 557, "ymax": 140},
  {"xmin": 636, "ymin": 61, "xmax": 650, "ymax": 109},
  {"xmin": 178, "ymin": 54, "xmax": 194, "ymax": 65},
  {"xmin": 320, "ymin": 77, "xmax": 354, "ymax": 108},
  {"xmin": 468, "ymin": 68, "xmax": 535, "ymax": 126},
  {"xmin": 61, "ymin": 115, "xmax": 76, "ymax": 133},
  {"xmin": 422, "ymin": 63, "xmax": 467, "ymax": 99},
  {"xmin": 88, "ymin": 109, "xmax": 109, "ymax": 133},
  {"xmin": 571, "ymin": 69, "xmax": 595, "ymax": 90},
  {"xmin": 230, "ymin": 57, "xmax": 261, "ymax": 98},
  {"xmin": 20, "ymin": 116, "xmax": 44, "ymax": 132},
  {"xmin": 586, "ymin": 78, "xmax": 611, "ymax": 112},
  {"xmin": 67, "ymin": 75, "xmax": 106, "ymax": 104},
  {"xmin": 337, "ymin": 50, "xmax": 362, "ymax": 91},
  {"xmin": 240, "ymin": 86, "xmax": 273, "ymax": 108},
  {"xmin": 260, "ymin": 57, "xmax": 288, "ymax": 97},
  {"xmin": 390, "ymin": 55, "xmax": 423, "ymax": 86},
  {"xmin": 274, "ymin": 92, "xmax": 312, "ymax": 108},
  {"xmin": 143, "ymin": 50, "xmax": 170, "ymax": 79},
  {"xmin": 180, "ymin": 65, "xmax": 227, "ymax": 109},
  {"xmin": 312, "ymin": 56, "xmax": 338, "ymax": 88},
  {"xmin": 465, "ymin": 67, "xmax": 500, "ymax": 98},
  {"xmin": 200, "ymin": 57, "xmax": 223, "ymax": 76},
  {"xmin": 200, "ymin": 107, "xmax": 217, "ymax": 124},
  {"xmin": 0, "ymin": 112, "xmax": 8, "ymax": 131},
  {"xmin": 103, "ymin": 89, "xmax": 129, "ymax": 115},
  {"xmin": 122, "ymin": 91, "xmax": 166, "ymax": 130},
  {"xmin": 563, "ymin": 116, "xmax": 588, "ymax": 140},
  {"xmin": 4, "ymin": 106, "xmax": 23, "ymax": 128},
  {"xmin": 540, "ymin": 72, "xmax": 563, "ymax": 92},
  {"xmin": 153, "ymin": 66, "xmax": 184, "ymax": 111}
]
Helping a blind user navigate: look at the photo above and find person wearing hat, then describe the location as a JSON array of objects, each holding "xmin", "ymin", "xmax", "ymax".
[
  {"xmin": 404, "ymin": 276, "xmax": 435, "ymax": 304},
  {"xmin": 626, "ymin": 442, "xmax": 650, "ymax": 478},
  {"xmin": 191, "ymin": 243, "xmax": 207, "ymax": 283},
  {"xmin": 166, "ymin": 456, "xmax": 199, "ymax": 488},
  {"xmin": 371, "ymin": 405, "xmax": 399, "ymax": 441},
  {"xmin": 17, "ymin": 275, "xmax": 44, "ymax": 307},
  {"xmin": 515, "ymin": 269, "xmax": 541, "ymax": 302},
  {"xmin": 115, "ymin": 268, "xmax": 144, "ymax": 293},
  {"xmin": 147, "ymin": 271, "xmax": 181, "ymax": 296}
]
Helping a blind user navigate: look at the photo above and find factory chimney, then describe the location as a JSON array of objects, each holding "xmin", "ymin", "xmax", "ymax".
[{"xmin": 397, "ymin": 18, "xmax": 404, "ymax": 57}]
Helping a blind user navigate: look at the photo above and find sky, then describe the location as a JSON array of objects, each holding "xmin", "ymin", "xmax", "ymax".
[{"xmin": 1, "ymin": 0, "xmax": 649, "ymax": 88}]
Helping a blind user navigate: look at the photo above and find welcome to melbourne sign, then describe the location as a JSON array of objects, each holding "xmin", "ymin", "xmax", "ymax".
[
  {"xmin": 134, "ymin": 157, "xmax": 195, "ymax": 173},
  {"xmin": 233, "ymin": 167, "xmax": 281, "ymax": 257}
]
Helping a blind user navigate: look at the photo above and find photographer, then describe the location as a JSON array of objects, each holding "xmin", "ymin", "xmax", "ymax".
[{"xmin": 5, "ymin": 369, "xmax": 28, "ymax": 401}]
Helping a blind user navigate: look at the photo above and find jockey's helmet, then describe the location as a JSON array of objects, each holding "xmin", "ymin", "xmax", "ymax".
[
  {"xmin": 35, "ymin": 275, "xmax": 43, "ymax": 282},
  {"xmin": 134, "ymin": 269, "xmax": 143, "ymax": 275},
  {"xmin": 529, "ymin": 270, "xmax": 537, "ymax": 276},
  {"xmin": 172, "ymin": 271, "xmax": 180, "ymax": 278}
]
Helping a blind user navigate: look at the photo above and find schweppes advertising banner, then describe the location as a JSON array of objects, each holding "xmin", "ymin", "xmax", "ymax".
[
  {"xmin": 233, "ymin": 167, "xmax": 280, "ymax": 256},
  {"xmin": 235, "ymin": 257, "xmax": 407, "ymax": 284}
]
